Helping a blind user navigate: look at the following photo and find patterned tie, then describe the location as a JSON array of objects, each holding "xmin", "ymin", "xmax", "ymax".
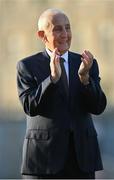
[{"xmin": 60, "ymin": 57, "xmax": 69, "ymax": 97}]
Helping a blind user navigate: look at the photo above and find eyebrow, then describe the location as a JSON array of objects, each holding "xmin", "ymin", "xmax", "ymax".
[{"xmin": 54, "ymin": 24, "xmax": 70, "ymax": 27}]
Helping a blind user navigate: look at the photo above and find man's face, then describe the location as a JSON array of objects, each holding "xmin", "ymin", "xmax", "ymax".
[{"xmin": 44, "ymin": 13, "xmax": 72, "ymax": 54}]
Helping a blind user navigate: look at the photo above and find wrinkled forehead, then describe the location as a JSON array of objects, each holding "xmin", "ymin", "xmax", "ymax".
[{"xmin": 47, "ymin": 13, "xmax": 70, "ymax": 26}]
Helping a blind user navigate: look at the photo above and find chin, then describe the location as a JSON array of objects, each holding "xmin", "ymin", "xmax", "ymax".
[{"xmin": 58, "ymin": 47, "xmax": 69, "ymax": 54}]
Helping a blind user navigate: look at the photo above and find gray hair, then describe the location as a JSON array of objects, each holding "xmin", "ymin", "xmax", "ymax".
[{"xmin": 38, "ymin": 8, "xmax": 66, "ymax": 31}]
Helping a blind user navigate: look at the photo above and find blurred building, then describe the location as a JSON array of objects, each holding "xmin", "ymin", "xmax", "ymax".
[{"xmin": 0, "ymin": 0, "xmax": 114, "ymax": 178}]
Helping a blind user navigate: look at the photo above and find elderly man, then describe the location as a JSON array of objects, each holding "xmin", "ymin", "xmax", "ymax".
[{"xmin": 17, "ymin": 8, "xmax": 107, "ymax": 179}]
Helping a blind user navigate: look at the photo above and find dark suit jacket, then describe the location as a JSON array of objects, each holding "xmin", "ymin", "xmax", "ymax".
[{"xmin": 17, "ymin": 50, "xmax": 107, "ymax": 175}]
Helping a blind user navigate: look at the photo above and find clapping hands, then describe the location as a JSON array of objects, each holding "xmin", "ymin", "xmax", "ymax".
[{"xmin": 78, "ymin": 50, "xmax": 94, "ymax": 85}]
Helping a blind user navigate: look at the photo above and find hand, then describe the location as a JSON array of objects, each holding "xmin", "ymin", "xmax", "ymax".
[
  {"xmin": 78, "ymin": 50, "xmax": 94, "ymax": 85},
  {"xmin": 50, "ymin": 48, "xmax": 61, "ymax": 83}
]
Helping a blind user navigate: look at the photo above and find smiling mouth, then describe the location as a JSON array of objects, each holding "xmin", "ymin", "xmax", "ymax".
[{"xmin": 59, "ymin": 41, "xmax": 68, "ymax": 44}]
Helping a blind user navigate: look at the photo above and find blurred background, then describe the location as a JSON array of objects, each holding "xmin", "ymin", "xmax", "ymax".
[{"xmin": 0, "ymin": 0, "xmax": 114, "ymax": 178}]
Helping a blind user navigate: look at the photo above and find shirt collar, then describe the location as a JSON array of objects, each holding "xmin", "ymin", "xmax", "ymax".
[{"xmin": 46, "ymin": 48, "xmax": 68, "ymax": 63}]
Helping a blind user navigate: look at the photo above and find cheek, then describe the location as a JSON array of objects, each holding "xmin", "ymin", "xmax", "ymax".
[
  {"xmin": 50, "ymin": 39, "xmax": 57, "ymax": 48},
  {"xmin": 68, "ymin": 33, "xmax": 72, "ymax": 40},
  {"xmin": 47, "ymin": 36, "xmax": 55, "ymax": 45},
  {"xmin": 47, "ymin": 38, "xmax": 58, "ymax": 50},
  {"xmin": 50, "ymin": 34, "xmax": 57, "ymax": 43},
  {"xmin": 52, "ymin": 38, "xmax": 59, "ymax": 47}
]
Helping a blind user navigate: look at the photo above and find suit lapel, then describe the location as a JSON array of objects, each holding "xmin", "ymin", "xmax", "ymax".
[
  {"xmin": 68, "ymin": 52, "xmax": 81, "ymax": 97},
  {"xmin": 69, "ymin": 52, "xmax": 78, "ymax": 86}
]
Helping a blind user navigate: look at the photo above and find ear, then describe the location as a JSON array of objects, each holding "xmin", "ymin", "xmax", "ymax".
[
  {"xmin": 37, "ymin": 30, "xmax": 44, "ymax": 38},
  {"xmin": 37, "ymin": 30, "xmax": 47, "ymax": 43}
]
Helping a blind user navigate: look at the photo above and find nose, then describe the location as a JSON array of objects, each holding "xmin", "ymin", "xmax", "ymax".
[{"xmin": 61, "ymin": 27, "xmax": 67, "ymax": 38}]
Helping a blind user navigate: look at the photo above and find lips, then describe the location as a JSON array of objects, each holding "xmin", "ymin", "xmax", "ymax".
[{"xmin": 59, "ymin": 41, "xmax": 69, "ymax": 45}]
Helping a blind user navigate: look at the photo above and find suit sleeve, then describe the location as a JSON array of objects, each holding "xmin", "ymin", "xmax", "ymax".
[
  {"xmin": 80, "ymin": 59, "xmax": 107, "ymax": 115},
  {"xmin": 16, "ymin": 60, "xmax": 54, "ymax": 116}
]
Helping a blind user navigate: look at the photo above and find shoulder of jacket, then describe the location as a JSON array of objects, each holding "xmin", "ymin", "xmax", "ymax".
[
  {"xmin": 18, "ymin": 52, "xmax": 43, "ymax": 64},
  {"xmin": 16, "ymin": 52, "xmax": 44, "ymax": 72},
  {"xmin": 68, "ymin": 51, "xmax": 81, "ymax": 58}
]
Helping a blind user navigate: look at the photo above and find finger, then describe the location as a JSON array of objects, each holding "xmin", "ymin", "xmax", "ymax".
[
  {"xmin": 51, "ymin": 49, "xmax": 56, "ymax": 61},
  {"xmin": 55, "ymin": 48, "xmax": 61, "ymax": 56},
  {"xmin": 55, "ymin": 55, "xmax": 60, "ymax": 64},
  {"xmin": 52, "ymin": 49, "xmax": 61, "ymax": 61},
  {"xmin": 84, "ymin": 50, "xmax": 94, "ymax": 60},
  {"xmin": 81, "ymin": 57, "xmax": 93, "ymax": 68},
  {"xmin": 81, "ymin": 57, "xmax": 88, "ymax": 66},
  {"xmin": 52, "ymin": 48, "xmax": 61, "ymax": 58},
  {"xmin": 82, "ymin": 52, "xmax": 93, "ymax": 67},
  {"xmin": 82, "ymin": 53, "xmax": 90, "ymax": 61},
  {"xmin": 51, "ymin": 49, "xmax": 58, "ymax": 66}
]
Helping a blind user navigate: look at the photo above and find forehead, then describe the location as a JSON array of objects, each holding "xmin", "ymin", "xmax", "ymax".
[{"xmin": 48, "ymin": 13, "xmax": 70, "ymax": 26}]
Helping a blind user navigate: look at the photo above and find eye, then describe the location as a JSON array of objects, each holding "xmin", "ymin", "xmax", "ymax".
[
  {"xmin": 53, "ymin": 26, "xmax": 62, "ymax": 32},
  {"xmin": 65, "ymin": 25, "xmax": 71, "ymax": 31}
]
